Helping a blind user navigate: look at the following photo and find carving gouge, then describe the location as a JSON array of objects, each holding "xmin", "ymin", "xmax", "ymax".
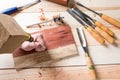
[
  {"xmin": 72, "ymin": 7, "xmax": 115, "ymax": 44},
  {"xmin": 76, "ymin": 2, "xmax": 120, "ymax": 28},
  {"xmin": 67, "ymin": 9, "xmax": 105, "ymax": 44},
  {"xmin": 73, "ymin": 7, "xmax": 114, "ymax": 36},
  {"xmin": 76, "ymin": 27, "xmax": 97, "ymax": 80},
  {"xmin": 0, "ymin": 0, "xmax": 40, "ymax": 15}
]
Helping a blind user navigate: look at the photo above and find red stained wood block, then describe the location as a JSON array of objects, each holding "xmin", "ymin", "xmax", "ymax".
[
  {"xmin": 43, "ymin": 25, "xmax": 75, "ymax": 49},
  {"xmin": 13, "ymin": 25, "xmax": 75, "ymax": 57},
  {"xmin": 47, "ymin": 0, "xmax": 68, "ymax": 6}
]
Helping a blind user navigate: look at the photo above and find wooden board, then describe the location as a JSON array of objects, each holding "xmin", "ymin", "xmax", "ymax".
[
  {"xmin": 1, "ymin": 0, "xmax": 120, "ymax": 14},
  {"xmin": 0, "ymin": 14, "xmax": 28, "ymax": 53},
  {"xmin": 76, "ymin": 0, "xmax": 120, "ymax": 8},
  {"xmin": 13, "ymin": 25, "xmax": 79, "ymax": 69},
  {"xmin": 0, "ymin": 65, "xmax": 120, "ymax": 80},
  {"xmin": 0, "ymin": 10, "xmax": 120, "ymax": 69},
  {"xmin": 20, "ymin": 0, "xmax": 120, "ymax": 12},
  {"xmin": 0, "ymin": 0, "xmax": 120, "ymax": 80}
]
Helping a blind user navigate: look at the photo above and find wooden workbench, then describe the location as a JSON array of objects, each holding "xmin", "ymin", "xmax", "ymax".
[{"xmin": 0, "ymin": 0, "xmax": 120, "ymax": 80}]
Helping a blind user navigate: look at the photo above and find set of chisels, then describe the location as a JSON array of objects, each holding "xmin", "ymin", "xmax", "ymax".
[
  {"xmin": 0, "ymin": 0, "xmax": 120, "ymax": 79},
  {"xmin": 67, "ymin": 2, "xmax": 120, "ymax": 44},
  {"xmin": 67, "ymin": 2, "xmax": 120, "ymax": 80}
]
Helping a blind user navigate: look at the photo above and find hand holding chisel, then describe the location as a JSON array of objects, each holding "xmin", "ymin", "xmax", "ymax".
[{"xmin": 76, "ymin": 27, "xmax": 97, "ymax": 80}]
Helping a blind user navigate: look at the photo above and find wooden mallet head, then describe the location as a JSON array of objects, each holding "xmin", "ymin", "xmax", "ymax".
[
  {"xmin": 0, "ymin": 14, "xmax": 29, "ymax": 53},
  {"xmin": 47, "ymin": 0, "xmax": 75, "ymax": 8}
]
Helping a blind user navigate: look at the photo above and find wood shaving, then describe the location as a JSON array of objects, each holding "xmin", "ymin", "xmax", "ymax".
[{"xmin": 39, "ymin": 8, "xmax": 47, "ymax": 21}]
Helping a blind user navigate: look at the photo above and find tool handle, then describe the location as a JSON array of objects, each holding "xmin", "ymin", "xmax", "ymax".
[
  {"xmin": 94, "ymin": 21, "xmax": 114, "ymax": 36},
  {"xmin": 95, "ymin": 27, "xmax": 114, "ymax": 44},
  {"xmin": 26, "ymin": 33, "xmax": 34, "ymax": 42},
  {"xmin": 48, "ymin": 0, "xmax": 68, "ymax": 6},
  {"xmin": 85, "ymin": 54, "xmax": 97, "ymax": 80},
  {"xmin": 0, "ymin": 7, "xmax": 18, "ymax": 15},
  {"xmin": 86, "ymin": 26, "xmax": 105, "ymax": 44},
  {"xmin": 101, "ymin": 14, "xmax": 120, "ymax": 28}
]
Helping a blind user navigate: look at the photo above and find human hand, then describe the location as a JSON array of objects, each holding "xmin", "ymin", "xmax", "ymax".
[{"xmin": 21, "ymin": 33, "xmax": 46, "ymax": 51}]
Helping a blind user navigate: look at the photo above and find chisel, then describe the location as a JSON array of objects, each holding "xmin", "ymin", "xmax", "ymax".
[
  {"xmin": 0, "ymin": 0, "xmax": 40, "ymax": 15},
  {"xmin": 72, "ymin": 7, "xmax": 115, "ymax": 44},
  {"xmin": 73, "ymin": 7, "xmax": 114, "ymax": 37},
  {"xmin": 76, "ymin": 2, "xmax": 120, "ymax": 28},
  {"xmin": 76, "ymin": 27, "xmax": 97, "ymax": 80},
  {"xmin": 67, "ymin": 9, "xmax": 105, "ymax": 44}
]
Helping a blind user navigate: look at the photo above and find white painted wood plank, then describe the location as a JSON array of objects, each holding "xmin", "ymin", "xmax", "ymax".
[
  {"xmin": 0, "ymin": 0, "xmax": 120, "ymax": 14},
  {"xmin": 0, "ymin": 29, "xmax": 119, "ymax": 68},
  {"xmin": 0, "ymin": 0, "xmax": 40, "ymax": 11},
  {"xmin": 0, "ymin": 10, "xmax": 120, "ymax": 68},
  {"xmin": 0, "ymin": 65, "xmax": 120, "ymax": 80},
  {"xmin": 76, "ymin": 0, "xmax": 120, "ymax": 8},
  {"xmin": 14, "ymin": 10, "xmax": 120, "ymax": 30},
  {"xmin": 0, "ymin": 54, "xmax": 15, "ymax": 68}
]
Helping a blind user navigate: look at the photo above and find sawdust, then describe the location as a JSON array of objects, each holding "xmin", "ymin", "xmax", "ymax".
[{"xmin": 39, "ymin": 8, "xmax": 47, "ymax": 21}]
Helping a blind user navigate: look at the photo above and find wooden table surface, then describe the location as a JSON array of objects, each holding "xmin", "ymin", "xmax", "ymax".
[{"xmin": 0, "ymin": 0, "xmax": 120, "ymax": 80}]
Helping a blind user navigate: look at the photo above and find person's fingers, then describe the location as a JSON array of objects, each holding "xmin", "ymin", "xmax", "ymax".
[
  {"xmin": 34, "ymin": 42, "xmax": 46, "ymax": 51},
  {"xmin": 21, "ymin": 41, "xmax": 35, "ymax": 51},
  {"xmin": 21, "ymin": 33, "xmax": 46, "ymax": 51},
  {"xmin": 35, "ymin": 35, "xmax": 46, "ymax": 51}
]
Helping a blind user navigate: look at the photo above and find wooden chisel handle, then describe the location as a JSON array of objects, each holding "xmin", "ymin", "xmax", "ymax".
[
  {"xmin": 101, "ymin": 14, "xmax": 120, "ymax": 28},
  {"xmin": 94, "ymin": 21, "xmax": 114, "ymax": 36},
  {"xmin": 95, "ymin": 27, "xmax": 114, "ymax": 44},
  {"xmin": 85, "ymin": 54, "xmax": 97, "ymax": 80},
  {"xmin": 86, "ymin": 26, "xmax": 105, "ymax": 44}
]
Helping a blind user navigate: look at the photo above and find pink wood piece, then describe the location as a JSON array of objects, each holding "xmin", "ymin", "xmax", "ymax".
[{"xmin": 43, "ymin": 25, "xmax": 75, "ymax": 49}]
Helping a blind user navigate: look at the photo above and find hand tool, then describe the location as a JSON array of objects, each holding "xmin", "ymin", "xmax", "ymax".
[
  {"xmin": 67, "ymin": 9, "xmax": 105, "ymax": 44},
  {"xmin": 72, "ymin": 7, "xmax": 115, "ymax": 44},
  {"xmin": 47, "ymin": 0, "xmax": 75, "ymax": 8},
  {"xmin": 27, "ymin": 16, "xmax": 64, "ymax": 28},
  {"xmin": 73, "ymin": 7, "xmax": 114, "ymax": 37},
  {"xmin": 76, "ymin": 27, "xmax": 97, "ymax": 80},
  {"xmin": 0, "ymin": 14, "xmax": 33, "ymax": 53},
  {"xmin": 0, "ymin": 0, "xmax": 41, "ymax": 15},
  {"xmin": 76, "ymin": 2, "xmax": 120, "ymax": 28}
]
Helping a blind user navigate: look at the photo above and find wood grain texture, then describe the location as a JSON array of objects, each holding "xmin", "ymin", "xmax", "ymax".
[
  {"xmin": 20, "ymin": 0, "xmax": 120, "ymax": 12},
  {"xmin": 0, "ymin": 65, "xmax": 120, "ymax": 80},
  {"xmin": 0, "ymin": 0, "xmax": 120, "ymax": 80},
  {"xmin": 0, "ymin": 10, "xmax": 120, "ymax": 69},
  {"xmin": 2, "ymin": 0, "xmax": 118, "ymax": 14},
  {"xmin": 13, "ymin": 44, "xmax": 78, "ymax": 69},
  {"xmin": 0, "ymin": 14, "xmax": 28, "ymax": 53}
]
